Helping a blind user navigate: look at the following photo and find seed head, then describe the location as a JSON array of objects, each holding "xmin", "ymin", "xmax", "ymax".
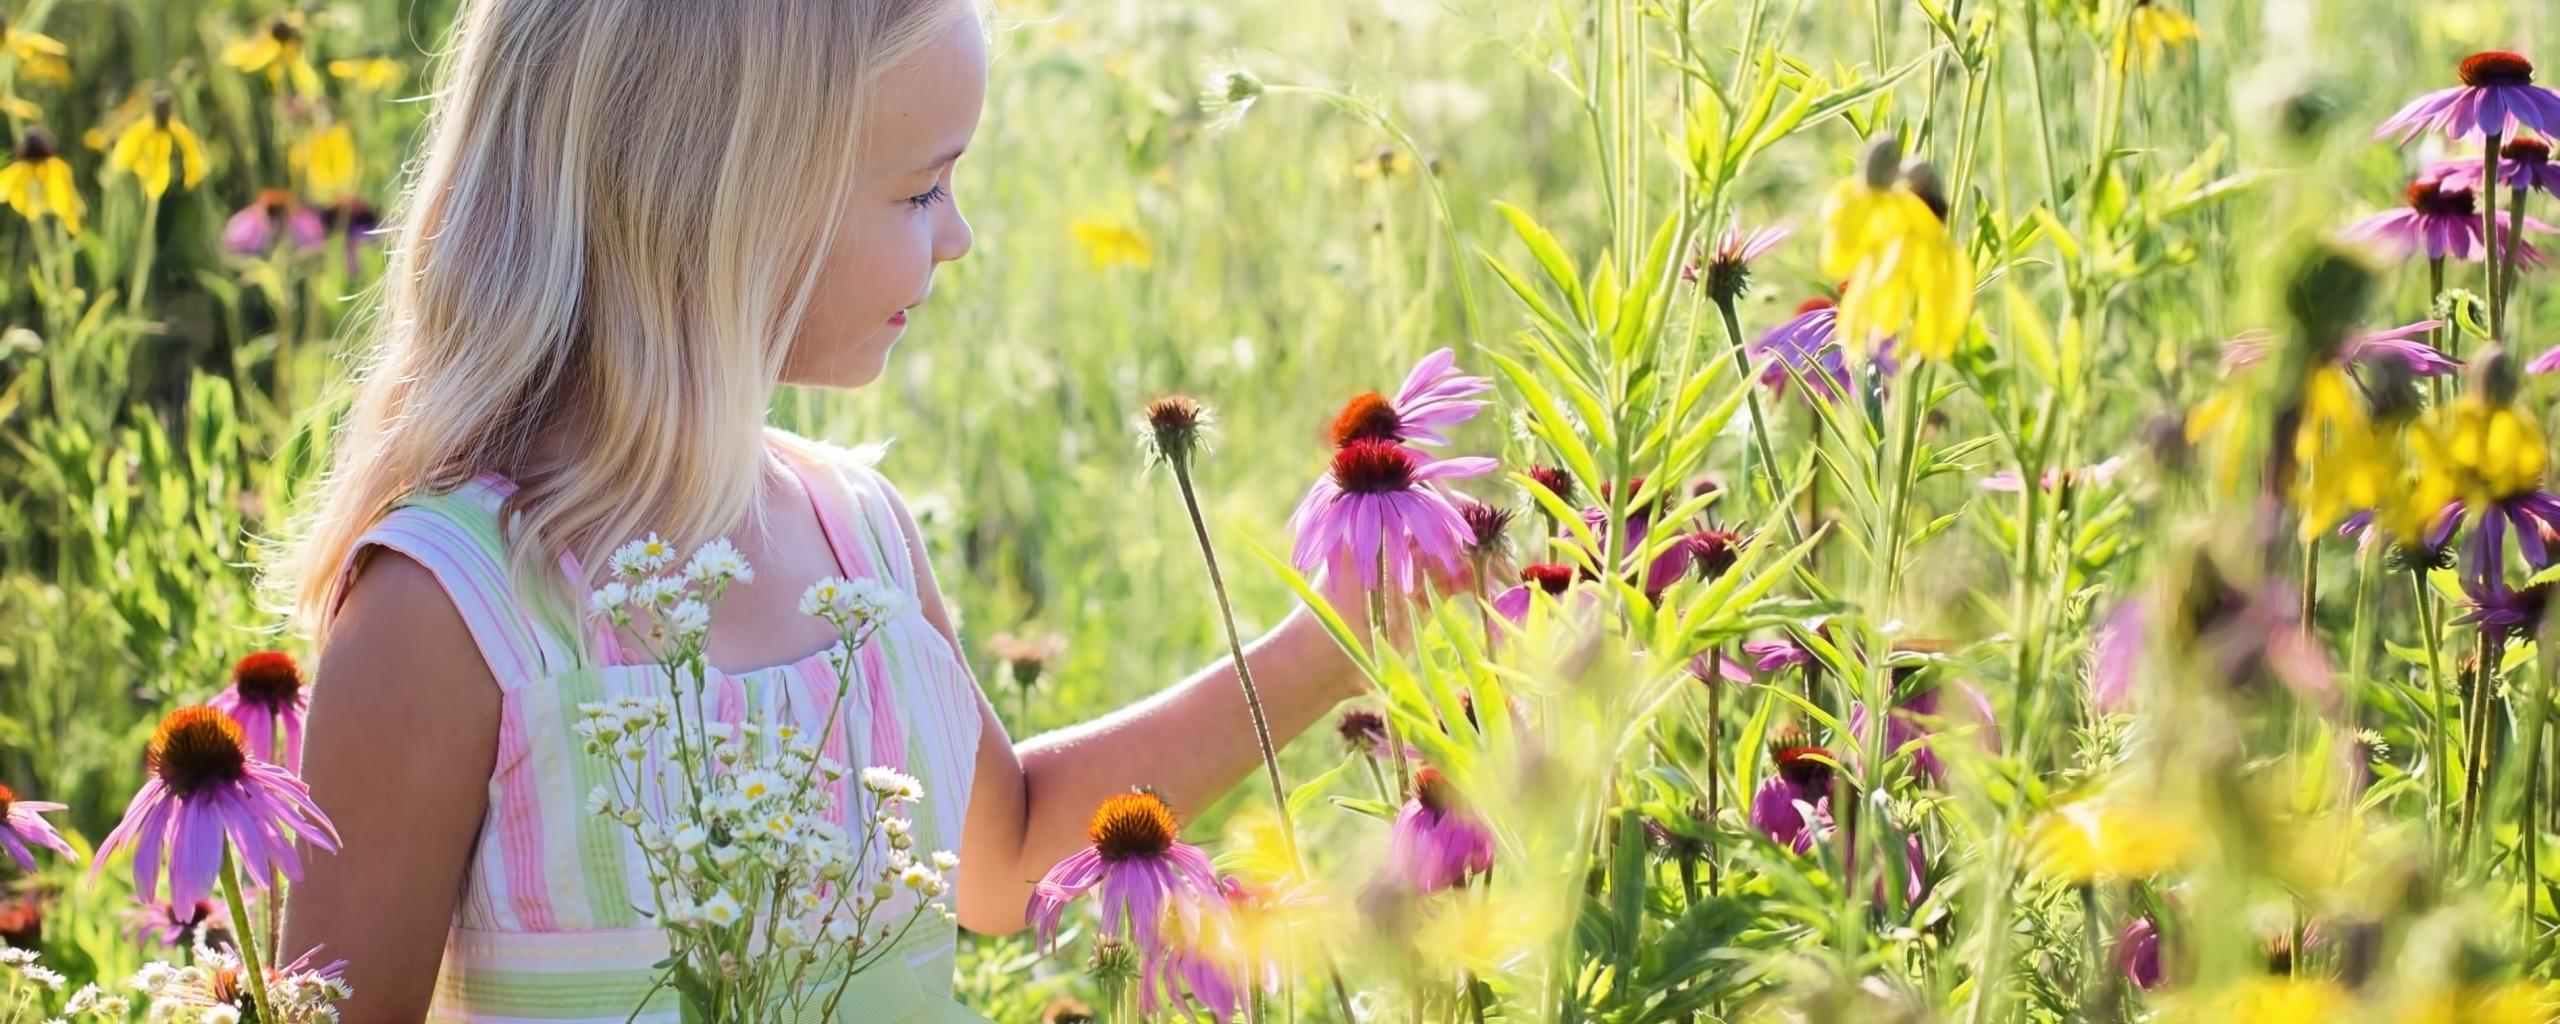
[
  {"xmin": 2459, "ymin": 51, "xmax": 2534, "ymax": 88},
  {"xmin": 1138, "ymin": 395, "xmax": 1211, "ymax": 469}
]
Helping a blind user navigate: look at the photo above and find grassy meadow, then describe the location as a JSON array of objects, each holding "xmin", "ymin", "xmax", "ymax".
[{"xmin": 1, "ymin": 0, "xmax": 2558, "ymax": 1020}]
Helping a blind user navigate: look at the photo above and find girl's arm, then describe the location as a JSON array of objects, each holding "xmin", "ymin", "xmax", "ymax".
[
  {"xmin": 870, "ymin": 485, "xmax": 1371, "ymax": 935},
  {"xmin": 281, "ymin": 553, "xmax": 502, "ymax": 1022}
]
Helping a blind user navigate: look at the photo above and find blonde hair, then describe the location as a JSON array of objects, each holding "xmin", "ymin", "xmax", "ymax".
[{"xmin": 265, "ymin": 0, "xmax": 978, "ymax": 650}]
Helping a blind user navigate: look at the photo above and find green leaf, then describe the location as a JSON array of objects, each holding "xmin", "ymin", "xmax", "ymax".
[{"xmin": 1495, "ymin": 201, "xmax": 1589, "ymax": 325}]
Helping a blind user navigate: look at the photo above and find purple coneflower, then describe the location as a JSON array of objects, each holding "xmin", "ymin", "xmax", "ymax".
[
  {"xmin": 1749, "ymin": 732, "xmax": 1837, "ymax": 851},
  {"xmin": 2454, "ymin": 579, "xmax": 2556, "ymax": 641},
  {"xmin": 0, "ymin": 783, "xmax": 73, "ymax": 872},
  {"xmin": 1491, "ymin": 563, "xmax": 1578, "ymax": 624},
  {"xmin": 2223, "ymin": 321, "xmax": 2461, "ymax": 378},
  {"xmin": 1288, "ymin": 439, "xmax": 1496, "ymax": 592},
  {"xmin": 2117, "ymin": 915, "xmax": 2166, "ymax": 990},
  {"xmin": 1753, "ymin": 297, "xmax": 1898, "ymax": 402},
  {"xmin": 1328, "ymin": 348, "xmax": 1492, "ymax": 450},
  {"xmin": 2438, "ymin": 135, "xmax": 2560, "ymax": 197},
  {"xmin": 2344, "ymin": 176, "xmax": 2548, "ymax": 264},
  {"xmin": 210, "ymin": 650, "xmax": 309, "ymax": 771},
  {"xmin": 1693, "ymin": 222, "xmax": 1790, "ymax": 299},
  {"xmin": 1980, "ymin": 456, "xmax": 2129, "ymax": 494},
  {"xmin": 1849, "ymin": 681, "xmax": 2001, "ymax": 782},
  {"xmin": 1526, "ymin": 465, "xmax": 1577, "ymax": 506},
  {"xmin": 1388, "ymin": 767, "xmax": 1495, "ymax": 893},
  {"xmin": 221, "ymin": 189, "xmax": 326, "ymax": 256},
  {"xmin": 2089, "ymin": 599, "xmax": 2146, "ymax": 714},
  {"xmin": 130, "ymin": 896, "xmax": 231, "ymax": 949},
  {"xmin": 1027, "ymin": 792, "xmax": 1222, "ymax": 955},
  {"xmin": 93, "ymin": 706, "xmax": 341, "ymax": 908},
  {"xmin": 1141, "ymin": 877, "xmax": 1281, "ymax": 1024},
  {"xmin": 1742, "ymin": 636, "xmax": 1812, "ymax": 674},
  {"xmin": 2376, "ymin": 51, "xmax": 2560, "ymax": 144}
]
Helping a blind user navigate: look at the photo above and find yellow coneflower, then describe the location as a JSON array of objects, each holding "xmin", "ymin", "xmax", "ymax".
[
  {"xmin": 81, "ymin": 89, "xmax": 152, "ymax": 151},
  {"xmin": 290, "ymin": 123, "xmax": 357, "ymax": 200},
  {"xmin": 2166, "ymin": 978, "xmax": 2350, "ymax": 1024},
  {"xmin": 2408, "ymin": 385, "xmax": 2547, "ymax": 513},
  {"xmin": 0, "ymin": 94, "xmax": 35, "ymax": 121},
  {"xmin": 2026, "ymin": 793, "xmax": 2197, "ymax": 882},
  {"xmin": 1350, "ymin": 145, "xmax": 1413, "ymax": 182},
  {"xmin": 1069, "ymin": 218, "xmax": 1154, "ymax": 269},
  {"xmin": 2114, "ymin": 0, "xmax": 2201, "ymax": 72},
  {"xmin": 1, "ymin": 18, "xmax": 69, "ymax": 85},
  {"xmin": 0, "ymin": 127, "xmax": 81, "ymax": 236},
  {"xmin": 106, "ymin": 93, "xmax": 207, "ymax": 200},
  {"xmin": 326, "ymin": 56, "xmax": 403, "ymax": 93},
  {"xmin": 224, "ymin": 16, "xmax": 321, "ymax": 97},
  {"xmin": 1819, "ymin": 137, "xmax": 1975, "ymax": 361},
  {"xmin": 2287, "ymin": 366, "xmax": 2406, "ymax": 542}
]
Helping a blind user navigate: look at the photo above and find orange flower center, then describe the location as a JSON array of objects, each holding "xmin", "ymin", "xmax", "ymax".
[
  {"xmin": 2509, "ymin": 138, "xmax": 2552, "ymax": 166},
  {"xmin": 231, "ymin": 651, "xmax": 305, "ymax": 709},
  {"xmin": 1330, "ymin": 439, "xmax": 1419, "ymax": 494},
  {"xmin": 0, "ymin": 782, "xmax": 14, "ymax": 819},
  {"xmin": 2461, "ymin": 50, "xmax": 2534, "ymax": 88},
  {"xmin": 1795, "ymin": 296, "xmax": 1838, "ymax": 315},
  {"xmin": 1527, "ymin": 466, "xmax": 1576, "ymax": 505},
  {"xmin": 1414, "ymin": 766, "xmax": 1459, "ymax": 815},
  {"xmin": 2404, "ymin": 178, "xmax": 2477, "ymax": 218},
  {"xmin": 1521, "ymin": 563, "xmax": 1575, "ymax": 595},
  {"xmin": 1330, "ymin": 392, "xmax": 1403, "ymax": 448},
  {"xmin": 149, "ymin": 707, "xmax": 249, "ymax": 797},
  {"xmin": 1087, "ymin": 792, "xmax": 1178, "ymax": 861}
]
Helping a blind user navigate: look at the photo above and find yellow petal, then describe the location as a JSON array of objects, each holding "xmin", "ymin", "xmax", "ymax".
[
  {"xmin": 41, "ymin": 159, "xmax": 80, "ymax": 235},
  {"xmin": 105, "ymin": 122, "xmax": 148, "ymax": 173},
  {"xmin": 223, "ymin": 37, "xmax": 279, "ymax": 73},
  {"xmin": 131, "ymin": 133, "xmax": 174, "ymax": 199},
  {"xmin": 0, "ymin": 163, "xmax": 36, "ymax": 220},
  {"xmin": 171, "ymin": 122, "xmax": 208, "ymax": 189}
]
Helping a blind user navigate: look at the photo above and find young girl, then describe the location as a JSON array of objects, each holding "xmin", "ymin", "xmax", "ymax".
[{"xmin": 268, "ymin": 1, "xmax": 1384, "ymax": 1019}]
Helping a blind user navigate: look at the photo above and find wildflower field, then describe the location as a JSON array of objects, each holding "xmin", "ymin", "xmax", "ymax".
[{"xmin": 4, "ymin": 0, "xmax": 2560, "ymax": 1019}]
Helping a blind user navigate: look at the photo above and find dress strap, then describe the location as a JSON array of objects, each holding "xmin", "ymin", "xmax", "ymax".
[
  {"xmin": 771, "ymin": 431, "xmax": 918, "ymax": 595},
  {"xmin": 334, "ymin": 477, "xmax": 590, "ymax": 690}
]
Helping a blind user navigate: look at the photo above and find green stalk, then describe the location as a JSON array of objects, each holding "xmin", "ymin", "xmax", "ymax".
[
  {"xmin": 2483, "ymin": 132, "xmax": 2505, "ymax": 342},
  {"xmin": 126, "ymin": 193, "xmax": 160, "ymax": 320},
  {"xmin": 1714, "ymin": 293, "xmax": 1800, "ymax": 545},
  {"xmin": 221, "ymin": 852, "xmax": 280, "ymax": 1024},
  {"xmin": 1169, "ymin": 456, "xmax": 1304, "ymax": 869},
  {"xmin": 2414, "ymin": 568, "xmax": 2451, "ymax": 866},
  {"xmin": 2501, "ymin": 186, "xmax": 2529, "ymax": 326}
]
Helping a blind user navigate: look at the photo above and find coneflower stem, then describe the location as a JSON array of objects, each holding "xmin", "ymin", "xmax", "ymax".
[
  {"xmin": 2463, "ymin": 625, "xmax": 2505, "ymax": 864},
  {"xmin": 1167, "ymin": 458, "xmax": 1303, "ymax": 868},
  {"xmin": 1713, "ymin": 294, "xmax": 1797, "ymax": 545},
  {"xmin": 221, "ymin": 851, "xmax": 280, "ymax": 1024},
  {"xmin": 2501, "ymin": 186, "xmax": 2528, "ymax": 326},
  {"xmin": 2483, "ymin": 132, "xmax": 2505, "ymax": 343},
  {"xmin": 2414, "ymin": 568, "xmax": 2450, "ymax": 865}
]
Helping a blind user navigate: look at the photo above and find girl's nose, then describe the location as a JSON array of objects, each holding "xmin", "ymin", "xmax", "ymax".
[{"xmin": 935, "ymin": 206, "xmax": 973, "ymax": 264}]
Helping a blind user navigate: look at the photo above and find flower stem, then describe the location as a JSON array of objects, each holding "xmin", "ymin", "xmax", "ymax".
[
  {"xmin": 221, "ymin": 851, "xmax": 280, "ymax": 1024},
  {"xmin": 2462, "ymin": 625, "xmax": 2506, "ymax": 865},
  {"xmin": 2413, "ymin": 567, "xmax": 2450, "ymax": 866},
  {"xmin": 126, "ymin": 193, "xmax": 160, "ymax": 320},
  {"xmin": 1170, "ymin": 458, "xmax": 1304, "ymax": 868},
  {"xmin": 2484, "ymin": 132, "xmax": 2505, "ymax": 342},
  {"xmin": 1372, "ymin": 549, "xmax": 1414, "ymax": 800},
  {"xmin": 2501, "ymin": 186, "xmax": 2529, "ymax": 326},
  {"xmin": 1714, "ymin": 293, "xmax": 1802, "ymax": 546}
]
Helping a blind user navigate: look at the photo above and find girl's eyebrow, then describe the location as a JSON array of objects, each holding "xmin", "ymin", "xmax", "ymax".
[{"xmin": 915, "ymin": 146, "xmax": 967, "ymax": 175}]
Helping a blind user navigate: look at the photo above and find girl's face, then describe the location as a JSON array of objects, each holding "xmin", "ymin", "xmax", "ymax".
[{"xmin": 783, "ymin": 12, "xmax": 985, "ymax": 388}]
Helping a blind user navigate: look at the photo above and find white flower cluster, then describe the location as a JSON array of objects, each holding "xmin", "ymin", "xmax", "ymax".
[
  {"xmin": 579, "ymin": 533, "xmax": 953, "ymax": 1022},
  {"xmin": 0, "ymin": 944, "xmax": 355, "ymax": 1024},
  {"xmin": 797, "ymin": 574, "xmax": 908, "ymax": 630}
]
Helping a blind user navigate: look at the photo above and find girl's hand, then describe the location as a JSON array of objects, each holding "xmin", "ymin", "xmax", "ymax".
[{"xmin": 1300, "ymin": 556, "xmax": 1488, "ymax": 701}]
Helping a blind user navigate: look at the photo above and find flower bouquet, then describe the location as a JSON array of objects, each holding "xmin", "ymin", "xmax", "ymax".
[{"xmin": 581, "ymin": 535, "xmax": 959, "ymax": 1023}]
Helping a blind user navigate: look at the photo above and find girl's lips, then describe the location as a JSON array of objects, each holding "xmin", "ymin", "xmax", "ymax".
[{"xmin": 889, "ymin": 310, "xmax": 908, "ymax": 326}]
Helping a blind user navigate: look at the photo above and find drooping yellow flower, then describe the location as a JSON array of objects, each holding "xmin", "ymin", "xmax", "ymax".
[
  {"xmin": 2027, "ymin": 794, "xmax": 2198, "ymax": 882},
  {"xmin": 326, "ymin": 57, "xmax": 404, "ymax": 93},
  {"xmin": 0, "ymin": 127, "xmax": 82, "ymax": 236},
  {"xmin": 0, "ymin": 94, "xmax": 36, "ymax": 120},
  {"xmin": 291, "ymin": 123, "xmax": 357, "ymax": 200},
  {"xmin": 2291, "ymin": 366, "xmax": 2401, "ymax": 542},
  {"xmin": 1069, "ymin": 218, "xmax": 1153, "ymax": 269},
  {"xmin": 2172, "ymin": 978, "xmax": 2351, "ymax": 1024},
  {"xmin": 224, "ymin": 16, "xmax": 321, "ymax": 97},
  {"xmin": 2, "ymin": 22, "xmax": 69, "ymax": 85},
  {"xmin": 2114, "ymin": 0, "xmax": 2202, "ymax": 72},
  {"xmin": 2396, "ymin": 982, "xmax": 2557, "ymax": 1024},
  {"xmin": 2410, "ymin": 395, "xmax": 2547, "ymax": 509},
  {"xmin": 1819, "ymin": 139, "xmax": 1975, "ymax": 361},
  {"xmin": 1351, "ymin": 145, "xmax": 1414, "ymax": 182},
  {"xmin": 106, "ymin": 93, "xmax": 207, "ymax": 200},
  {"xmin": 81, "ymin": 89, "xmax": 152, "ymax": 151}
]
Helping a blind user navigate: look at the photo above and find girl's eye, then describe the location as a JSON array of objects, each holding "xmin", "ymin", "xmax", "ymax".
[{"xmin": 905, "ymin": 184, "xmax": 950, "ymax": 210}]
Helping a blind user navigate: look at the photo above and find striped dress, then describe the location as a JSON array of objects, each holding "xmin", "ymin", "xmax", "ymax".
[{"xmin": 335, "ymin": 430, "xmax": 987, "ymax": 1023}]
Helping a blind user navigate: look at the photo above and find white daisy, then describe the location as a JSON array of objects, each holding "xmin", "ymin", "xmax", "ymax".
[
  {"xmin": 685, "ymin": 537, "xmax": 756, "ymax": 584},
  {"xmin": 700, "ymin": 890, "xmax": 744, "ymax": 925}
]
